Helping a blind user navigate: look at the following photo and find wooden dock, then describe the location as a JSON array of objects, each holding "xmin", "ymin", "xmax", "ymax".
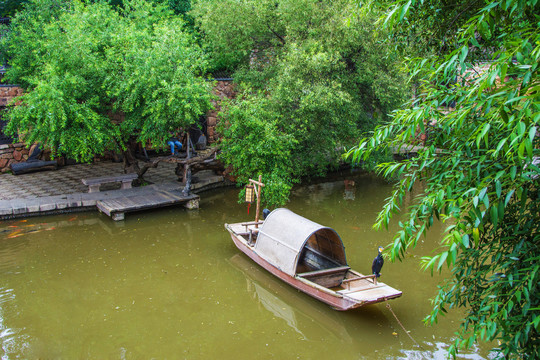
[
  {"xmin": 392, "ymin": 144, "xmax": 444, "ymax": 155},
  {"xmin": 97, "ymin": 189, "xmax": 199, "ymax": 221}
]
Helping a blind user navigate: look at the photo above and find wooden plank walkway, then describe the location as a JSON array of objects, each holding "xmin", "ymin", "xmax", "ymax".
[
  {"xmin": 0, "ymin": 170, "xmax": 226, "ymax": 220},
  {"xmin": 97, "ymin": 189, "xmax": 199, "ymax": 221},
  {"xmin": 392, "ymin": 144, "xmax": 444, "ymax": 155}
]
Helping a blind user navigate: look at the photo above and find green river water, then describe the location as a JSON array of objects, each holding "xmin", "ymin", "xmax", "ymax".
[{"xmin": 0, "ymin": 173, "xmax": 495, "ymax": 359}]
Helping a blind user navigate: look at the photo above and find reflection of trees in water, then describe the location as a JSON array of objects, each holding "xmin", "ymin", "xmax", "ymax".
[
  {"xmin": 291, "ymin": 182, "xmax": 339, "ymax": 204},
  {"xmin": 0, "ymin": 287, "xmax": 32, "ymax": 360},
  {"xmin": 292, "ymin": 173, "xmax": 391, "ymax": 203},
  {"xmin": 398, "ymin": 341, "xmax": 487, "ymax": 360},
  {"xmin": 0, "ymin": 214, "xmax": 126, "ymax": 238},
  {"xmin": 288, "ymin": 174, "xmax": 394, "ymax": 232},
  {"xmin": 343, "ymin": 180, "xmax": 355, "ymax": 201},
  {"xmin": 0, "ymin": 227, "xmax": 35, "ymax": 359}
]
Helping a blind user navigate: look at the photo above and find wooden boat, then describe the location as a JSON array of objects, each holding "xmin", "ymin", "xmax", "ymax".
[{"xmin": 225, "ymin": 208, "xmax": 402, "ymax": 311}]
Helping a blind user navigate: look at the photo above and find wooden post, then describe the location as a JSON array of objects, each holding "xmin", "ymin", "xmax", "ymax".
[
  {"xmin": 255, "ymin": 174, "xmax": 262, "ymax": 227},
  {"xmin": 249, "ymin": 175, "xmax": 265, "ymax": 228},
  {"xmin": 182, "ymin": 135, "xmax": 192, "ymax": 196}
]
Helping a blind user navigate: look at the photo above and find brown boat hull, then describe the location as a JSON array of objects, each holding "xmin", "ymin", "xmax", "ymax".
[{"xmin": 227, "ymin": 228, "xmax": 387, "ymax": 311}]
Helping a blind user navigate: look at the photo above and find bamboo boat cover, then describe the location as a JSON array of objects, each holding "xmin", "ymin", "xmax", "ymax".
[{"xmin": 255, "ymin": 208, "xmax": 347, "ymax": 276}]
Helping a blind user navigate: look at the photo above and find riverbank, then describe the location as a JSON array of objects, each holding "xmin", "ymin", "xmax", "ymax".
[{"xmin": 0, "ymin": 158, "xmax": 232, "ymax": 220}]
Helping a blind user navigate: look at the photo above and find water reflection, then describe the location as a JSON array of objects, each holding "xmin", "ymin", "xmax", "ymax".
[
  {"xmin": 0, "ymin": 216, "xmax": 125, "ymax": 238},
  {"xmin": 229, "ymin": 253, "xmax": 355, "ymax": 343},
  {"xmin": 0, "ymin": 287, "xmax": 30, "ymax": 357},
  {"xmin": 0, "ymin": 173, "xmax": 496, "ymax": 359},
  {"xmin": 343, "ymin": 179, "xmax": 356, "ymax": 201},
  {"xmin": 227, "ymin": 252, "xmax": 468, "ymax": 359},
  {"xmin": 398, "ymin": 341, "xmax": 489, "ymax": 360}
]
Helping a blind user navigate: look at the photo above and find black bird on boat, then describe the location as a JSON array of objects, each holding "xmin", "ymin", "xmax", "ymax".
[{"xmin": 372, "ymin": 246, "xmax": 384, "ymax": 277}]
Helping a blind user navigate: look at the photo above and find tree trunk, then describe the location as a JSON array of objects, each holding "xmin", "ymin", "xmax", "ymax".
[
  {"xmin": 122, "ymin": 147, "xmax": 142, "ymax": 184},
  {"xmin": 138, "ymin": 156, "xmax": 163, "ymax": 179},
  {"xmin": 126, "ymin": 146, "xmax": 221, "ymax": 185}
]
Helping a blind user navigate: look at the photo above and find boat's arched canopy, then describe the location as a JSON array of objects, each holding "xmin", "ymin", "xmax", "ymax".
[{"xmin": 255, "ymin": 208, "xmax": 347, "ymax": 276}]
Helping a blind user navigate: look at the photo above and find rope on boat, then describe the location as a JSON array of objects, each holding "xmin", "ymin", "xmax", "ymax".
[{"xmin": 386, "ymin": 303, "xmax": 424, "ymax": 349}]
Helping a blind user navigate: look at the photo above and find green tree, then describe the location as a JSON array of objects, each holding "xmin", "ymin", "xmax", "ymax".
[
  {"xmin": 346, "ymin": 0, "xmax": 539, "ymax": 357},
  {"xmin": 0, "ymin": 0, "xmax": 211, "ymax": 175},
  {"xmin": 193, "ymin": 0, "xmax": 409, "ymax": 206},
  {"xmin": 0, "ymin": 0, "xmax": 29, "ymax": 17},
  {"xmin": 1, "ymin": 0, "xmax": 192, "ymax": 17}
]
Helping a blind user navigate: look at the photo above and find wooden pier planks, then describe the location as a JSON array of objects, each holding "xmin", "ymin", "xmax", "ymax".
[{"xmin": 96, "ymin": 189, "xmax": 199, "ymax": 221}]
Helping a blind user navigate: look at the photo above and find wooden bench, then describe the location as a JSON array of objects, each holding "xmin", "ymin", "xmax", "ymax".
[{"xmin": 81, "ymin": 173, "xmax": 138, "ymax": 193}]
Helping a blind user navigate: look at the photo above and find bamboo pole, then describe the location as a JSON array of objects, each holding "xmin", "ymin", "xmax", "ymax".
[{"xmin": 249, "ymin": 175, "xmax": 265, "ymax": 228}]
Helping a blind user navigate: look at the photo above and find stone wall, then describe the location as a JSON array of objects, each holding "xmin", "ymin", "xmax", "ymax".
[
  {"xmin": 0, "ymin": 142, "xmax": 38, "ymax": 173},
  {"xmin": 206, "ymin": 80, "xmax": 235, "ymax": 143},
  {"xmin": 0, "ymin": 86, "xmax": 23, "ymax": 106},
  {"xmin": 0, "ymin": 86, "xmax": 25, "ymax": 173},
  {"xmin": 0, "ymin": 81, "xmax": 235, "ymax": 173}
]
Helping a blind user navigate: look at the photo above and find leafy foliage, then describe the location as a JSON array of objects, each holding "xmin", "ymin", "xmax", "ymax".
[
  {"xmin": 194, "ymin": 0, "xmax": 408, "ymax": 205},
  {"xmin": 0, "ymin": 0, "xmax": 192, "ymax": 17},
  {"xmin": 347, "ymin": 0, "xmax": 539, "ymax": 357},
  {"xmin": 218, "ymin": 93, "xmax": 296, "ymax": 207},
  {"xmin": 0, "ymin": 0, "xmax": 211, "ymax": 164},
  {"xmin": 0, "ymin": 0, "xmax": 29, "ymax": 17},
  {"xmin": 368, "ymin": 0, "xmax": 491, "ymax": 56}
]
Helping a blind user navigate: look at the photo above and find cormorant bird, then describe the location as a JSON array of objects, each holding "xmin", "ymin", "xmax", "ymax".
[{"xmin": 372, "ymin": 246, "xmax": 384, "ymax": 278}]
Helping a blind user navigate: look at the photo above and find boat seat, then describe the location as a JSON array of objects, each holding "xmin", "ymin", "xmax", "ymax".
[
  {"xmin": 297, "ymin": 266, "xmax": 350, "ymax": 288},
  {"xmin": 299, "ymin": 246, "xmax": 342, "ymax": 271},
  {"xmin": 240, "ymin": 221, "xmax": 263, "ymax": 232},
  {"xmin": 298, "ymin": 266, "xmax": 351, "ymax": 277}
]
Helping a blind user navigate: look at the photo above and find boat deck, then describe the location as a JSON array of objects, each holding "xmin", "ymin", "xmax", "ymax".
[
  {"xmin": 337, "ymin": 282, "xmax": 401, "ymax": 303},
  {"xmin": 227, "ymin": 222, "xmax": 261, "ymax": 234},
  {"xmin": 227, "ymin": 222, "xmax": 261, "ymax": 244}
]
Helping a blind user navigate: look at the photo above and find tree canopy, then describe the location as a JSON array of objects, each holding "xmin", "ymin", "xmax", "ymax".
[
  {"xmin": 347, "ymin": 0, "xmax": 539, "ymax": 357},
  {"xmin": 193, "ymin": 0, "xmax": 409, "ymax": 206},
  {"xmin": 0, "ymin": 0, "xmax": 28, "ymax": 17},
  {"xmin": 0, "ymin": 0, "xmax": 210, "ymax": 169},
  {"xmin": 0, "ymin": 0, "xmax": 192, "ymax": 17}
]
